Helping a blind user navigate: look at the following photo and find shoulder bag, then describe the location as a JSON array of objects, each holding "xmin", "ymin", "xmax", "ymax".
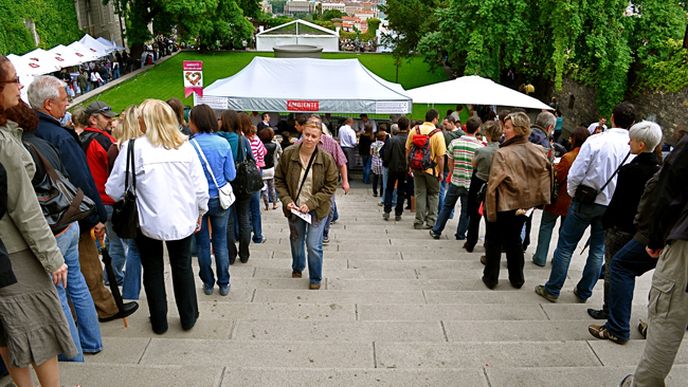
[
  {"xmin": 23, "ymin": 142, "xmax": 96, "ymax": 233},
  {"xmin": 191, "ymin": 139, "xmax": 235, "ymax": 209},
  {"xmin": 574, "ymin": 151, "xmax": 631, "ymax": 204},
  {"xmin": 111, "ymin": 139, "xmax": 139, "ymax": 238},
  {"xmin": 232, "ymin": 136, "xmax": 264, "ymax": 196}
]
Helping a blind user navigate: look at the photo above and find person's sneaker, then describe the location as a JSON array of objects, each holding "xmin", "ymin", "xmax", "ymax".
[
  {"xmin": 423, "ymin": 224, "xmax": 433, "ymax": 229},
  {"xmin": 323, "ymin": 236, "xmax": 330, "ymax": 244},
  {"xmin": 463, "ymin": 242, "xmax": 474, "ymax": 253},
  {"xmin": 383, "ymin": 212, "xmax": 390, "ymax": 221},
  {"xmin": 587, "ymin": 308, "xmax": 608, "ymax": 320},
  {"xmin": 219, "ymin": 285, "xmax": 230, "ymax": 296},
  {"xmin": 619, "ymin": 374, "xmax": 634, "ymax": 387},
  {"xmin": 638, "ymin": 319, "xmax": 648, "ymax": 339},
  {"xmin": 480, "ymin": 255, "xmax": 487, "ymax": 265},
  {"xmin": 394, "ymin": 215, "xmax": 402, "ymax": 221},
  {"xmin": 377, "ymin": 202, "xmax": 383, "ymax": 207},
  {"xmin": 372, "ymin": 192, "xmax": 378, "ymax": 197},
  {"xmin": 429, "ymin": 230, "xmax": 440, "ymax": 239},
  {"xmin": 309, "ymin": 283, "xmax": 321, "ymax": 290},
  {"xmin": 588, "ymin": 324, "xmax": 627, "ymax": 344},
  {"xmin": 203, "ymin": 285, "xmax": 213, "ymax": 295},
  {"xmin": 573, "ymin": 287, "xmax": 587, "ymax": 303},
  {"xmin": 240, "ymin": 256, "xmax": 249, "ymax": 263},
  {"xmin": 292, "ymin": 271, "xmax": 302, "ymax": 278},
  {"xmin": 413, "ymin": 223, "xmax": 424, "ymax": 229},
  {"xmin": 535, "ymin": 285, "xmax": 558, "ymax": 303}
]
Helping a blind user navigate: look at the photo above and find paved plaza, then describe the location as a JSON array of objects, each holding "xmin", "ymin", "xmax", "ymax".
[{"xmin": 3, "ymin": 182, "xmax": 687, "ymax": 386}]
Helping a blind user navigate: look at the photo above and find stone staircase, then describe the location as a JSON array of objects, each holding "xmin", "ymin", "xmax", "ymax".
[{"xmin": 3, "ymin": 182, "xmax": 687, "ymax": 386}]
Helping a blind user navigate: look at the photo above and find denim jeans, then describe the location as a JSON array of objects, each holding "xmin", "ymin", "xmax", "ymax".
[
  {"xmin": 323, "ymin": 195, "xmax": 336, "ymax": 238},
  {"xmin": 104, "ymin": 205, "xmax": 127, "ymax": 284},
  {"xmin": 532, "ymin": 210, "xmax": 565, "ymax": 266},
  {"xmin": 437, "ymin": 172, "xmax": 454, "ymax": 219},
  {"xmin": 432, "ymin": 184, "xmax": 468, "ymax": 239},
  {"xmin": 544, "ymin": 201, "xmax": 607, "ymax": 299},
  {"xmin": 601, "ymin": 227, "xmax": 634, "ymax": 312},
  {"xmin": 379, "ymin": 167, "xmax": 396, "ymax": 205},
  {"xmin": 229, "ymin": 195, "xmax": 252, "ymax": 262},
  {"xmin": 54, "ymin": 222, "xmax": 102, "ymax": 360},
  {"xmin": 122, "ymin": 239, "xmax": 142, "ymax": 300},
  {"xmin": 604, "ymin": 238, "xmax": 657, "ymax": 341},
  {"xmin": 195, "ymin": 198, "xmax": 231, "ymax": 289},
  {"xmin": 288, "ymin": 212, "xmax": 327, "ymax": 284},
  {"xmin": 250, "ymin": 191, "xmax": 264, "ymax": 243},
  {"xmin": 361, "ymin": 154, "xmax": 372, "ymax": 184}
]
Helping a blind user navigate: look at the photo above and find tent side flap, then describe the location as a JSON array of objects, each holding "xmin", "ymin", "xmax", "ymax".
[{"xmin": 196, "ymin": 95, "xmax": 411, "ymax": 114}]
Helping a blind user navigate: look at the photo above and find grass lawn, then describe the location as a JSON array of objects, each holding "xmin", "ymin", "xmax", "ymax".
[{"xmin": 78, "ymin": 51, "xmax": 457, "ymax": 120}]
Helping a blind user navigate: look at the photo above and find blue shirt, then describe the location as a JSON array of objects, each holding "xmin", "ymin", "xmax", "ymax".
[{"xmin": 191, "ymin": 133, "xmax": 236, "ymax": 199}]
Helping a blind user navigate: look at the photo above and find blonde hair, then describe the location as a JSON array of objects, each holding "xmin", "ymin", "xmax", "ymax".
[
  {"xmin": 138, "ymin": 99, "xmax": 186, "ymax": 149},
  {"xmin": 504, "ymin": 112, "xmax": 531, "ymax": 137},
  {"xmin": 113, "ymin": 105, "xmax": 143, "ymax": 144}
]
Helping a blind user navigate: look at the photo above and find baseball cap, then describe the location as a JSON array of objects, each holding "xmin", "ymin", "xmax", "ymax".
[{"xmin": 85, "ymin": 101, "xmax": 117, "ymax": 118}]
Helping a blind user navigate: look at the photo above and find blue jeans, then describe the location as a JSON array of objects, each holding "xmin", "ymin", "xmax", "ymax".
[
  {"xmin": 250, "ymin": 191, "xmax": 264, "ymax": 243},
  {"xmin": 379, "ymin": 167, "xmax": 396, "ymax": 205},
  {"xmin": 604, "ymin": 238, "xmax": 657, "ymax": 341},
  {"xmin": 544, "ymin": 201, "xmax": 606, "ymax": 299},
  {"xmin": 361, "ymin": 155, "xmax": 372, "ymax": 184},
  {"xmin": 54, "ymin": 222, "xmax": 102, "ymax": 360},
  {"xmin": 195, "ymin": 198, "xmax": 231, "ymax": 288},
  {"xmin": 229, "ymin": 195, "xmax": 252, "ymax": 262},
  {"xmin": 532, "ymin": 210, "xmax": 565, "ymax": 266},
  {"xmin": 323, "ymin": 195, "xmax": 336, "ymax": 238},
  {"xmin": 432, "ymin": 184, "xmax": 468, "ymax": 239},
  {"xmin": 288, "ymin": 212, "xmax": 327, "ymax": 284},
  {"xmin": 104, "ymin": 205, "xmax": 127, "ymax": 284},
  {"xmin": 122, "ymin": 239, "xmax": 142, "ymax": 300},
  {"xmin": 437, "ymin": 173, "xmax": 454, "ymax": 219}
]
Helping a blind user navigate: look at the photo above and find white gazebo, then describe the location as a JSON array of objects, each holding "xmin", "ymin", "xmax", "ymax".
[{"xmin": 256, "ymin": 19, "xmax": 339, "ymax": 52}]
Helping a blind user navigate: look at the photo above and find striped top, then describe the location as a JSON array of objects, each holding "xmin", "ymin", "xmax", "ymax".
[
  {"xmin": 448, "ymin": 135, "xmax": 484, "ymax": 189},
  {"xmin": 248, "ymin": 135, "xmax": 267, "ymax": 168}
]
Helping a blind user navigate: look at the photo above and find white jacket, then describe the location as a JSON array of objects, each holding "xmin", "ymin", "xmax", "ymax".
[{"xmin": 106, "ymin": 136, "xmax": 209, "ymax": 241}]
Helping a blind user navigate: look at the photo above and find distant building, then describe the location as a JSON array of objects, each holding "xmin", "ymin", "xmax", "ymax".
[
  {"xmin": 321, "ymin": 2, "xmax": 346, "ymax": 13},
  {"xmin": 285, "ymin": 0, "xmax": 316, "ymax": 15},
  {"xmin": 74, "ymin": 0, "xmax": 125, "ymax": 47},
  {"xmin": 261, "ymin": 0, "xmax": 273, "ymax": 13}
]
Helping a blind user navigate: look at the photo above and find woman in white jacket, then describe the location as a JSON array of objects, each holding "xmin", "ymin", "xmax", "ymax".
[{"xmin": 106, "ymin": 99, "xmax": 208, "ymax": 334}]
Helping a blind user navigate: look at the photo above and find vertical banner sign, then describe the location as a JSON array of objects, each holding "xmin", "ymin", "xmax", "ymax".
[{"xmin": 183, "ymin": 61, "xmax": 203, "ymax": 98}]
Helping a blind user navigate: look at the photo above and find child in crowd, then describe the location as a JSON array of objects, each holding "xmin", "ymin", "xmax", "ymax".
[{"xmin": 370, "ymin": 130, "xmax": 386, "ymax": 197}]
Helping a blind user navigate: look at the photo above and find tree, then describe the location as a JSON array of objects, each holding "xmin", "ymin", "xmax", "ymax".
[
  {"xmin": 237, "ymin": 0, "xmax": 260, "ymax": 18},
  {"xmin": 198, "ymin": 0, "xmax": 255, "ymax": 50}
]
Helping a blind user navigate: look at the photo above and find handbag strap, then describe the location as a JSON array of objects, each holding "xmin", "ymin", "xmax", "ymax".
[
  {"xmin": 294, "ymin": 147, "xmax": 318, "ymax": 204},
  {"xmin": 191, "ymin": 138, "xmax": 221, "ymax": 190},
  {"xmin": 236, "ymin": 135, "xmax": 246, "ymax": 162},
  {"xmin": 24, "ymin": 142, "xmax": 60, "ymax": 182},
  {"xmin": 599, "ymin": 151, "xmax": 631, "ymax": 192},
  {"xmin": 124, "ymin": 139, "xmax": 136, "ymax": 192}
]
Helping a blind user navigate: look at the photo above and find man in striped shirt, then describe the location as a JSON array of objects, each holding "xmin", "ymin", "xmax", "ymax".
[{"xmin": 430, "ymin": 117, "xmax": 484, "ymax": 240}]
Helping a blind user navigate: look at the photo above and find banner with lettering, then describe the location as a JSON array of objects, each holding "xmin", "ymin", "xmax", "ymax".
[{"xmin": 183, "ymin": 61, "xmax": 204, "ymax": 98}]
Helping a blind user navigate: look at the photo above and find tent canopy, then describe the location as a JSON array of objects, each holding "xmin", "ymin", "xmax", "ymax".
[
  {"xmin": 196, "ymin": 57, "xmax": 411, "ymax": 114},
  {"xmin": 79, "ymin": 34, "xmax": 111, "ymax": 56},
  {"xmin": 406, "ymin": 75, "xmax": 553, "ymax": 110},
  {"xmin": 19, "ymin": 48, "xmax": 62, "ymax": 75},
  {"xmin": 48, "ymin": 44, "xmax": 89, "ymax": 67},
  {"xmin": 67, "ymin": 41, "xmax": 103, "ymax": 62},
  {"xmin": 96, "ymin": 37, "xmax": 124, "ymax": 52}
]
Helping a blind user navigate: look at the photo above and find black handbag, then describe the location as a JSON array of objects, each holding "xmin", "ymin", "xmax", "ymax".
[
  {"xmin": 574, "ymin": 151, "xmax": 631, "ymax": 204},
  {"xmin": 24, "ymin": 142, "xmax": 96, "ymax": 233},
  {"xmin": 231, "ymin": 136, "xmax": 263, "ymax": 196},
  {"xmin": 111, "ymin": 139, "xmax": 139, "ymax": 238}
]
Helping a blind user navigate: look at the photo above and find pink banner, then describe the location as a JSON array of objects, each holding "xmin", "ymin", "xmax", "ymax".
[{"xmin": 183, "ymin": 61, "xmax": 203, "ymax": 97}]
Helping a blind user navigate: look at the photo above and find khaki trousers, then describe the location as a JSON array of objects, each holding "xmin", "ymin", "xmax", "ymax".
[
  {"xmin": 78, "ymin": 231, "xmax": 118, "ymax": 319},
  {"xmin": 633, "ymin": 240, "xmax": 688, "ymax": 387},
  {"xmin": 413, "ymin": 172, "xmax": 440, "ymax": 227}
]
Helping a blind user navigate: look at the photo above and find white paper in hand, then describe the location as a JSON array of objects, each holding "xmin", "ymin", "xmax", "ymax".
[{"xmin": 290, "ymin": 208, "xmax": 312, "ymax": 224}]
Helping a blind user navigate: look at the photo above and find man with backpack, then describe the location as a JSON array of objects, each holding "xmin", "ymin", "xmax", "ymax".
[
  {"xmin": 405, "ymin": 109, "xmax": 446, "ymax": 229},
  {"xmin": 382, "ymin": 117, "xmax": 411, "ymax": 221}
]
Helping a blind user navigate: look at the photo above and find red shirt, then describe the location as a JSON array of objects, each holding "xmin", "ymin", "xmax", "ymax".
[{"xmin": 83, "ymin": 127, "xmax": 117, "ymax": 205}]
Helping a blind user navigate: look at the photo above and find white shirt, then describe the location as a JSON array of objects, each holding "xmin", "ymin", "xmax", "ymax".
[
  {"xmin": 587, "ymin": 122, "xmax": 608, "ymax": 134},
  {"xmin": 106, "ymin": 136, "xmax": 209, "ymax": 241},
  {"xmin": 338, "ymin": 124, "xmax": 357, "ymax": 148},
  {"xmin": 355, "ymin": 119, "xmax": 377, "ymax": 133},
  {"xmin": 567, "ymin": 128, "xmax": 632, "ymax": 206}
]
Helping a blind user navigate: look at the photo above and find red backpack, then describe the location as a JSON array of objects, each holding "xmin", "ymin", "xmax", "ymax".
[{"xmin": 408, "ymin": 126, "xmax": 441, "ymax": 174}]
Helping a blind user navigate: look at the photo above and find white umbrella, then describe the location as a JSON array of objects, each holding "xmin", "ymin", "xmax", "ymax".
[
  {"xmin": 406, "ymin": 75, "xmax": 553, "ymax": 110},
  {"xmin": 19, "ymin": 48, "xmax": 62, "ymax": 75},
  {"xmin": 67, "ymin": 41, "xmax": 103, "ymax": 62}
]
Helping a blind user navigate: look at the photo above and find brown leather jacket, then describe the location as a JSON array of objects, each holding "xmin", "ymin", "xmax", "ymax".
[
  {"xmin": 544, "ymin": 147, "xmax": 580, "ymax": 217},
  {"xmin": 274, "ymin": 144, "xmax": 338, "ymax": 221},
  {"xmin": 485, "ymin": 135, "xmax": 551, "ymax": 222}
]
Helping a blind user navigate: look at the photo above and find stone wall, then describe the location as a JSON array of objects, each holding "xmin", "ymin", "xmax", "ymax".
[{"xmin": 552, "ymin": 78, "xmax": 688, "ymax": 144}]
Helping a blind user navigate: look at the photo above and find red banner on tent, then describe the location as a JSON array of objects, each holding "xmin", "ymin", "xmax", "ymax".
[
  {"xmin": 287, "ymin": 100, "xmax": 319, "ymax": 111},
  {"xmin": 183, "ymin": 61, "xmax": 204, "ymax": 98}
]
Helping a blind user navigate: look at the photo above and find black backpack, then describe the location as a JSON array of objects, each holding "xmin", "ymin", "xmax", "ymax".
[{"xmin": 231, "ymin": 137, "xmax": 263, "ymax": 197}]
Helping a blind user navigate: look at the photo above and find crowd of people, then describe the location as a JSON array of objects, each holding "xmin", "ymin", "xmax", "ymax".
[{"xmin": 1, "ymin": 51, "xmax": 687, "ymax": 386}]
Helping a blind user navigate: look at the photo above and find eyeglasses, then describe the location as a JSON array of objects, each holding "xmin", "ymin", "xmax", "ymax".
[{"xmin": 0, "ymin": 76, "xmax": 20, "ymax": 84}]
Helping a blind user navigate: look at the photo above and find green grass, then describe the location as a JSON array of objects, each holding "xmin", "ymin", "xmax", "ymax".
[{"xmin": 78, "ymin": 51, "xmax": 454, "ymax": 120}]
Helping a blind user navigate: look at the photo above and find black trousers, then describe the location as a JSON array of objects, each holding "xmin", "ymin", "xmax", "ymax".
[
  {"xmin": 228, "ymin": 195, "xmax": 251, "ymax": 262},
  {"xmin": 384, "ymin": 170, "xmax": 408, "ymax": 216},
  {"xmin": 483, "ymin": 210, "xmax": 527, "ymax": 288},
  {"xmin": 135, "ymin": 232, "xmax": 198, "ymax": 332},
  {"xmin": 465, "ymin": 173, "xmax": 486, "ymax": 250}
]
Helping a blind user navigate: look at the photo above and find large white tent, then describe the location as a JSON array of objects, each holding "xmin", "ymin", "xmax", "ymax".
[
  {"xmin": 406, "ymin": 75, "xmax": 552, "ymax": 110},
  {"xmin": 79, "ymin": 34, "xmax": 111, "ymax": 57},
  {"xmin": 66, "ymin": 41, "xmax": 103, "ymax": 62},
  {"xmin": 196, "ymin": 57, "xmax": 412, "ymax": 114},
  {"xmin": 256, "ymin": 19, "xmax": 339, "ymax": 52},
  {"xmin": 19, "ymin": 49, "xmax": 62, "ymax": 75},
  {"xmin": 48, "ymin": 44, "xmax": 90, "ymax": 67},
  {"xmin": 96, "ymin": 37, "xmax": 125, "ymax": 52}
]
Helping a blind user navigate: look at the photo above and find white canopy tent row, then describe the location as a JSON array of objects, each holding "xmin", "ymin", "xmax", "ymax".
[
  {"xmin": 79, "ymin": 34, "xmax": 113, "ymax": 57},
  {"xmin": 195, "ymin": 57, "xmax": 412, "ymax": 114},
  {"xmin": 406, "ymin": 75, "xmax": 553, "ymax": 111}
]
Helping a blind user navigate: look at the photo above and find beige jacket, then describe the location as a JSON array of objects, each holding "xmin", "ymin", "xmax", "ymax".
[
  {"xmin": 485, "ymin": 135, "xmax": 551, "ymax": 222},
  {"xmin": 0, "ymin": 121, "xmax": 64, "ymax": 272}
]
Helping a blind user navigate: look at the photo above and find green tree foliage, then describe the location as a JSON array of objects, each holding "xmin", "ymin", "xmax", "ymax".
[
  {"xmin": 380, "ymin": 0, "xmax": 439, "ymax": 57},
  {"xmin": 237, "ymin": 0, "xmax": 260, "ymax": 18},
  {"xmin": 412, "ymin": 0, "xmax": 687, "ymax": 116},
  {"xmin": 198, "ymin": 0, "xmax": 255, "ymax": 50},
  {"xmin": 0, "ymin": 0, "xmax": 82, "ymax": 55},
  {"xmin": 269, "ymin": 0, "xmax": 286, "ymax": 14}
]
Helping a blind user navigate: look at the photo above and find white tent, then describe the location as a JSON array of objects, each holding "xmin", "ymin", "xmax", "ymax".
[
  {"xmin": 256, "ymin": 19, "xmax": 339, "ymax": 52},
  {"xmin": 48, "ymin": 45, "xmax": 89, "ymax": 67},
  {"xmin": 96, "ymin": 37, "xmax": 124, "ymax": 52},
  {"xmin": 406, "ymin": 75, "xmax": 553, "ymax": 110},
  {"xmin": 19, "ymin": 48, "xmax": 62, "ymax": 75},
  {"xmin": 67, "ymin": 41, "xmax": 103, "ymax": 62},
  {"xmin": 196, "ymin": 57, "xmax": 412, "ymax": 114},
  {"xmin": 79, "ymin": 34, "xmax": 112, "ymax": 56}
]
